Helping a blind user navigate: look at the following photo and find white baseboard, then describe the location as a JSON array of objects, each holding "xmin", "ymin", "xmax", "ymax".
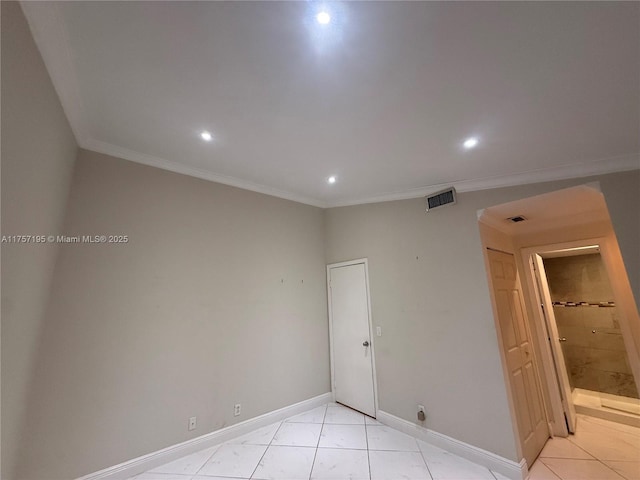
[
  {"xmin": 76, "ymin": 392, "xmax": 333, "ymax": 480},
  {"xmin": 376, "ymin": 410, "xmax": 528, "ymax": 480}
]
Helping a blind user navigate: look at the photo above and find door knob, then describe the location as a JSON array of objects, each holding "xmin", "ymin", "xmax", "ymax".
[
  {"xmin": 363, "ymin": 341, "xmax": 370, "ymax": 347},
  {"xmin": 558, "ymin": 337, "xmax": 567, "ymax": 342}
]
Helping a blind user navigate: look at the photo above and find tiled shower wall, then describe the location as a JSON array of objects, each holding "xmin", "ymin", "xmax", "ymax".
[{"xmin": 544, "ymin": 253, "xmax": 639, "ymax": 399}]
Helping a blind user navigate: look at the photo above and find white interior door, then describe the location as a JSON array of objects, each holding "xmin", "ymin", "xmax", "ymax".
[
  {"xmin": 328, "ymin": 261, "xmax": 376, "ymax": 417},
  {"xmin": 487, "ymin": 249, "xmax": 549, "ymax": 468},
  {"xmin": 533, "ymin": 254, "xmax": 577, "ymax": 433}
]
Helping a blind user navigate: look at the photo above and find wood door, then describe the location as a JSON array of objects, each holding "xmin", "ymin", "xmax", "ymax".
[
  {"xmin": 488, "ymin": 249, "xmax": 549, "ymax": 467},
  {"xmin": 328, "ymin": 262, "xmax": 376, "ymax": 417}
]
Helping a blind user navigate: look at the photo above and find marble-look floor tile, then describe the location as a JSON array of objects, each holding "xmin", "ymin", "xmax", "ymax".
[
  {"xmin": 132, "ymin": 474, "xmax": 191, "ymax": 480},
  {"xmin": 193, "ymin": 477, "xmax": 248, "ymax": 480},
  {"xmin": 324, "ymin": 405, "xmax": 366, "ymax": 425},
  {"xmin": 540, "ymin": 458, "xmax": 626, "ymax": 480},
  {"xmin": 228, "ymin": 422, "xmax": 281, "ymax": 446},
  {"xmin": 319, "ymin": 424, "xmax": 368, "ymax": 449},
  {"xmin": 149, "ymin": 446, "xmax": 218, "ymax": 474},
  {"xmin": 603, "ymin": 461, "xmax": 640, "ymax": 480},
  {"xmin": 198, "ymin": 444, "xmax": 267, "ymax": 478},
  {"xmin": 286, "ymin": 406, "xmax": 328, "ymax": 424},
  {"xmin": 365, "ymin": 416, "xmax": 383, "ymax": 426},
  {"xmin": 569, "ymin": 416, "xmax": 640, "ymax": 461},
  {"xmin": 271, "ymin": 422, "xmax": 322, "ymax": 447},
  {"xmin": 539, "ymin": 437, "xmax": 594, "ymax": 459},
  {"xmin": 417, "ymin": 441, "xmax": 494, "ymax": 479},
  {"xmin": 581, "ymin": 414, "xmax": 640, "ymax": 438},
  {"xmin": 310, "ymin": 448, "xmax": 370, "ymax": 480},
  {"xmin": 133, "ymin": 405, "xmax": 640, "ymax": 480},
  {"xmin": 369, "ymin": 450, "xmax": 430, "ymax": 480},
  {"xmin": 527, "ymin": 461, "xmax": 562, "ymax": 480},
  {"xmin": 367, "ymin": 425, "xmax": 419, "ymax": 452},
  {"xmin": 251, "ymin": 445, "xmax": 316, "ymax": 480}
]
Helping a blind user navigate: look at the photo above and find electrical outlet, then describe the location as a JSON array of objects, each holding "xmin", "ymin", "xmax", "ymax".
[
  {"xmin": 234, "ymin": 404, "xmax": 241, "ymax": 416},
  {"xmin": 188, "ymin": 416, "xmax": 197, "ymax": 431},
  {"xmin": 376, "ymin": 326, "xmax": 382, "ymax": 336}
]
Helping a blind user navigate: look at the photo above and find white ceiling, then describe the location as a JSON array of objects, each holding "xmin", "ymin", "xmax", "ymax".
[
  {"xmin": 22, "ymin": 1, "xmax": 640, "ymax": 207},
  {"xmin": 479, "ymin": 183, "xmax": 610, "ymax": 236}
]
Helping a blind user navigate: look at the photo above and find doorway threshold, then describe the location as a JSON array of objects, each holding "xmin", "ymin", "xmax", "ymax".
[{"xmin": 573, "ymin": 388, "xmax": 640, "ymax": 427}]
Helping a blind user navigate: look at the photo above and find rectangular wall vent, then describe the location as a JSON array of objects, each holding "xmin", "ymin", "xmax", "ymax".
[{"xmin": 426, "ymin": 187, "xmax": 456, "ymax": 211}]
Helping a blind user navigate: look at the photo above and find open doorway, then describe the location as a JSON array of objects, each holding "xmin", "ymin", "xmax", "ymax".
[
  {"xmin": 478, "ymin": 182, "xmax": 640, "ymax": 471},
  {"xmin": 530, "ymin": 246, "xmax": 640, "ymax": 429}
]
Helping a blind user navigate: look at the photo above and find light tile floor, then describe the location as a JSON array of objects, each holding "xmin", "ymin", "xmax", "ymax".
[
  {"xmin": 131, "ymin": 406, "xmax": 640, "ymax": 480},
  {"xmin": 530, "ymin": 414, "xmax": 640, "ymax": 480}
]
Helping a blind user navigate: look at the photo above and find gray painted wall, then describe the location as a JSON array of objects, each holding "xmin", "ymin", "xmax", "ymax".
[
  {"xmin": 15, "ymin": 150, "xmax": 330, "ymax": 479},
  {"xmin": 3, "ymin": 2, "xmax": 639, "ymax": 476},
  {"xmin": 599, "ymin": 172, "xmax": 640, "ymax": 307},
  {"xmin": 1, "ymin": 3, "xmax": 78, "ymax": 478},
  {"xmin": 324, "ymin": 171, "xmax": 639, "ymax": 461}
]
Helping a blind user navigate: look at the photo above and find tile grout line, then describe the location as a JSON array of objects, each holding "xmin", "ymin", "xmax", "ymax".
[
  {"xmin": 416, "ymin": 435, "xmax": 435, "ymax": 480},
  {"xmin": 535, "ymin": 459, "xmax": 563, "ymax": 480},
  {"xmin": 539, "ymin": 456, "xmax": 627, "ymax": 480},
  {"xmin": 364, "ymin": 415, "xmax": 372, "ymax": 480},
  {"xmin": 308, "ymin": 403, "xmax": 329, "ymax": 480},
  {"xmin": 192, "ymin": 443, "xmax": 222, "ymax": 477},
  {"xmin": 592, "ymin": 459, "xmax": 628, "ymax": 480},
  {"xmin": 247, "ymin": 419, "xmax": 285, "ymax": 480},
  {"xmin": 564, "ymin": 430, "xmax": 600, "ymax": 460}
]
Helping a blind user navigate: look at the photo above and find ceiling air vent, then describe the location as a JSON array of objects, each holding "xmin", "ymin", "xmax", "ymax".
[{"xmin": 425, "ymin": 187, "xmax": 456, "ymax": 212}]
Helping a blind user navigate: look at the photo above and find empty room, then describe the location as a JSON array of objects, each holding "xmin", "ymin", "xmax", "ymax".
[{"xmin": 2, "ymin": 2, "xmax": 639, "ymax": 480}]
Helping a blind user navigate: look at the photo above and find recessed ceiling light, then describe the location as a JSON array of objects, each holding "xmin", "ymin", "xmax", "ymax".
[
  {"xmin": 316, "ymin": 11, "xmax": 331, "ymax": 25},
  {"xmin": 327, "ymin": 176, "xmax": 337, "ymax": 184},
  {"xmin": 463, "ymin": 137, "xmax": 479, "ymax": 149},
  {"xmin": 200, "ymin": 131, "xmax": 213, "ymax": 142}
]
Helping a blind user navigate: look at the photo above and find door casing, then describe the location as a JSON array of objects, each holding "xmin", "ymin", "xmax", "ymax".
[
  {"xmin": 521, "ymin": 238, "xmax": 640, "ymax": 436},
  {"xmin": 531, "ymin": 253, "xmax": 577, "ymax": 433},
  {"xmin": 327, "ymin": 258, "xmax": 379, "ymax": 416}
]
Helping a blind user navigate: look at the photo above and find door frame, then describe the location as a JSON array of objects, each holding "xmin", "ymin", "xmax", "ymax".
[
  {"xmin": 327, "ymin": 258, "xmax": 379, "ymax": 417},
  {"xmin": 530, "ymin": 252, "xmax": 577, "ymax": 434},
  {"xmin": 520, "ymin": 237, "xmax": 640, "ymax": 436}
]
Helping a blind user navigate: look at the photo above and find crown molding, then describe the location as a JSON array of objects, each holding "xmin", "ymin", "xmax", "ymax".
[
  {"xmin": 20, "ymin": 1, "xmax": 90, "ymax": 145},
  {"xmin": 84, "ymin": 139, "xmax": 329, "ymax": 208},
  {"xmin": 85, "ymin": 140, "xmax": 639, "ymax": 210},
  {"xmin": 19, "ymin": 2, "xmax": 639, "ymax": 210},
  {"xmin": 327, "ymin": 154, "xmax": 639, "ymax": 208}
]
